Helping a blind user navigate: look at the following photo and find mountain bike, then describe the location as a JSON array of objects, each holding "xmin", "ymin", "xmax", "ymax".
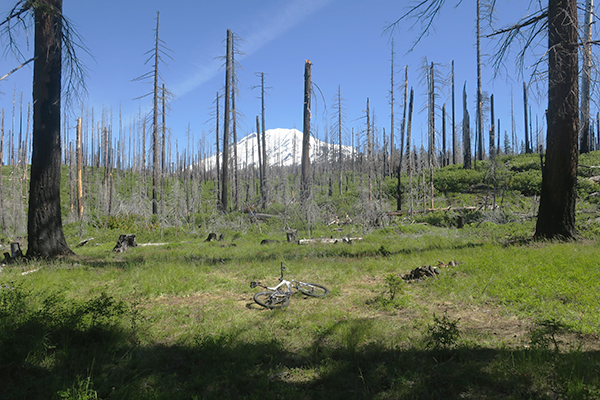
[{"xmin": 250, "ymin": 263, "xmax": 329, "ymax": 309}]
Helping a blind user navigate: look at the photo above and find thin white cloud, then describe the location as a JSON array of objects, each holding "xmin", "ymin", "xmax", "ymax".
[{"xmin": 174, "ymin": 0, "xmax": 334, "ymax": 97}]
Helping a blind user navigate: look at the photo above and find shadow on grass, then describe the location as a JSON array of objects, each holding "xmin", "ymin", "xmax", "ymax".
[{"xmin": 3, "ymin": 316, "xmax": 599, "ymax": 400}]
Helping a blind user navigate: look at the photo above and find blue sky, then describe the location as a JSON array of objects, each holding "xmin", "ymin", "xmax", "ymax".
[{"xmin": 0, "ymin": 0, "xmax": 565, "ymax": 160}]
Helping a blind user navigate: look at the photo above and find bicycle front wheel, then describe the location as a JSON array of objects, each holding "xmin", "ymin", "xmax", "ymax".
[
  {"xmin": 297, "ymin": 282, "xmax": 329, "ymax": 297},
  {"xmin": 254, "ymin": 291, "xmax": 290, "ymax": 309}
]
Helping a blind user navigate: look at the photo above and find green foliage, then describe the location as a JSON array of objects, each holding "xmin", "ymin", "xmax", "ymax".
[
  {"xmin": 425, "ymin": 313, "xmax": 461, "ymax": 350},
  {"xmin": 577, "ymin": 177, "xmax": 600, "ymax": 198},
  {"xmin": 434, "ymin": 165, "xmax": 485, "ymax": 193},
  {"xmin": 508, "ymin": 169, "xmax": 542, "ymax": 196},
  {"xmin": 384, "ymin": 273, "xmax": 403, "ymax": 300},
  {"xmin": 57, "ymin": 375, "xmax": 98, "ymax": 400},
  {"xmin": 529, "ymin": 318, "xmax": 572, "ymax": 352}
]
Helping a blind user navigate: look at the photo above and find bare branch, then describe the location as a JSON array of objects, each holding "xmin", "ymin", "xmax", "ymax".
[
  {"xmin": 0, "ymin": 56, "xmax": 34, "ymax": 82},
  {"xmin": 384, "ymin": 0, "xmax": 462, "ymax": 52}
]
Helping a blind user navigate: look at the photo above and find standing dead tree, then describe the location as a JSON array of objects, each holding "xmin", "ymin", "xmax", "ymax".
[
  {"xmin": 252, "ymin": 72, "xmax": 270, "ymax": 209},
  {"xmin": 220, "ymin": 29, "xmax": 232, "ymax": 212},
  {"xmin": 463, "ymin": 82, "xmax": 472, "ymax": 170},
  {"xmin": 331, "ymin": 85, "xmax": 346, "ymax": 195},
  {"xmin": 580, "ymin": 0, "xmax": 593, "ymax": 153},
  {"xmin": 301, "ymin": 60, "xmax": 312, "ymax": 202},
  {"xmin": 133, "ymin": 11, "xmax": 172, "ymax": 215}
]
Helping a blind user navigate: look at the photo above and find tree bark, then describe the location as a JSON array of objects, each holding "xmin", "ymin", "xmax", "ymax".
[
  {"xmin": 534, "ymin": 0, "xmax": 579, "ymax": 240},
  {"xmin": 301, "ymin": 60, "xmax": 312, "ymax": 202},
  {"xmin": 220, "ymin": 29, "xmax": 231, "ymax": 212},
  {"xmin": 28, "ymin": 0, "xmax": 73, "ymax": 257},
  {"xmin": 580, "ymin": 0, "xmax": 593, "ymax": 153},
  {"xmin": 523, "ymin": 82, "xmax": 531, "ymax": 154},
  {"xmin": 451, "ymin": 60, "xmax": 456, "ymax": 164},
  {"xmin": 476, "ymin": 0, "xmax": 483, "ymax": 161},
  {"xmin": 260, "ymin": 72, "xmax": 268, "ymax": 209},
  {"xmin": 76, "ymin": 117, "xmax": 83, "ymax": 220},
  {"xmin": 152, "ymin": 12, "xmax": 160, "ymax": 215},
  {"xmin": 463, "ymin": 82, "xmax": 471, "ymax": 169}
]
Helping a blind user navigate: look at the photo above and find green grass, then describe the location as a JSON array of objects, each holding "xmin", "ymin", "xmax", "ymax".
[{"xmin": 1, "ymin": 219, "xmax": 599, "ymax": 399}]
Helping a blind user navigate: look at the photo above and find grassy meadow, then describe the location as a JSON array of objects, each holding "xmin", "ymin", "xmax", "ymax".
[{"xmin": 1, "ymin": 153, "xmax": 600, "ymax": 399}]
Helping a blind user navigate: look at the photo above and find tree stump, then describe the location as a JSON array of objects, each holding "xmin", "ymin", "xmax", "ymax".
[
  {"xmin": 112, "ymin": 234, "xmax": 137, "ymax": 253},
  {"xmin": 286, "ymin": 229, "xmax": 299, "ymax": 243}
]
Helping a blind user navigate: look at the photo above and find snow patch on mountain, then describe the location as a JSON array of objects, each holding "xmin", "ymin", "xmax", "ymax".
[{"xmin": 204, "ymin": 128, "xmax": 353, "ymax": 169}]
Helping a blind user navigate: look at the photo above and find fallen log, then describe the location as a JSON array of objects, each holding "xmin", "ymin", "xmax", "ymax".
[
  {"xmin": 76, "ymin": 237, "xmax": 94, "ymax": 247},
  {"xmin": 298, "ymin": 237, "xmax": 362, "ymax": 245}
]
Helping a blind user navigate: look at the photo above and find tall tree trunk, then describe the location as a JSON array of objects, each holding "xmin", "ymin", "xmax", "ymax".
[
  {"xmin": 534, "ymin": 0, "xmax": 579, "ymax": 240},
  {"xmin": 161, "ymin": 83, "xmax": 166, "ymax": 216},
  {"xmin": 406, "ymin": 87, "xmax": 414, "ymax": 215},
  {"xmin": 463, "ymin": 82, "xmax": 472, "ymax": 169},
  {"xmin": 389, "ymin": 40, "xmax": 395, "ymax": 180},
  {"xmin": 397, "ymin": 66, "xmax": 408, "ymax": 210},
  {"xmin": 260, "ymin": 73, "xmax": 268, "ymax": 209},
  {"xmin": 215, "ymin": 92, "xmax": 220, "ymax": 202},
  {"xmin": 523, "ymin": 82, "xmax": 531, "ymax": 154},
  {"xmin": 231, "ymin": 34, "xmax": 239, "ymax": 210},
  {"xmin": 301, "ymin": 60, "xmax": 312, "ymax": 202},
  {"xmin": 490, "ymin": 94, "xmax": 495, "ymax": 156},
  {"xmin": 442, "ymin": 103, "xmax": 447, "ymax": 167},
  {"xmin": 76, "ymin": 117, "xmax": 83, "ymax": 220},
  {"xmin": 428, "ymin": 63, "xmax": 435, "ymax": 209},
  {"xmin": 0, "ymin": 108, "xmax": 5, "ymax": 233},
  {"xmin": 451, "ymin": 60, "xmax": 456, "ymax": 164},
  {"xmin": 476, "ymin": 0, "xmax": 483, "ymax": 161},
  {"xmin": 367, "ymin": 98, "xmax": 373, "ymax": 208},
  {"xmin": 220, "ymin": 29, "xmax": 232, "ymax": 212},
  {"xmin": 152, "ymin": 12, "xmax": 160, "ymax": 215},
  {"xmin": 28, "ymin": 0, "xmax": 73, "ymax": 257},
  {"xmin": 255, "ymin": 115, "xmax": 263, "ymax": 204},
  {"xmin": 337, "ymin": 85, "xmax": 343, "ymax": 196},
  {"xmin": 580, "ymin": 0, "xmax": 593, "ymax": 153}
]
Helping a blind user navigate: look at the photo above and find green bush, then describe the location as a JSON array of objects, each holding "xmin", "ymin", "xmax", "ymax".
[
  {"xmin": 577, "ymin": 177, "xmax": 600, "ymax": 198},
  {"xmin": 508, "ymin": 169, "xmax": 542, "ymax": 196},
  {"xmin": 434, "ymin": 166, "xmax": 485, "ymax": 193}
]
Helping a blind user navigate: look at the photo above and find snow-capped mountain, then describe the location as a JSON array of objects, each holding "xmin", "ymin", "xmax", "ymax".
[{"xmin": 204, "ymin": 128, "xmax": 353, "ymax": 170}]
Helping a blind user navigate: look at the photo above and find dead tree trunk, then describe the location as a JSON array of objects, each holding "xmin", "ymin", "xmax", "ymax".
[
  {"xmin": 476, "ymin": 0, "xmax": 483, "ymax": 161},
  {"xmin": 152, "ymin": 12, "xmax": 160, "ymax": 215},
  {"xmin": 580, "ymin": 0, "xmax": 593, "ymax": 153},
  {"xmin": 523, "ymin": 82, "xmax": 531, "ymax": 154},
  {"xmin": 260, "ymin": 72, "xmax": 268, "ymax": 209},
  {"xmin": 76, "ymin": 117, "xmax": 83, "ymax": 220},
  {"xmin": 301, "ymin": 60, "xmax": 312, "ymax": 202},
  {"xmin": 220, "ymin": 29, "xmax": 232, "ymax": 212},
  {"xmin": 463, "ymin": 82, "xmax": 472, "ymax": 169},
  {"xmin": 490, "ymin": 94, "xmax": 495, "ymax": 156},
  {"xmin": 451, "ymin": 60, "xmax": 456, "ymax": 164}
]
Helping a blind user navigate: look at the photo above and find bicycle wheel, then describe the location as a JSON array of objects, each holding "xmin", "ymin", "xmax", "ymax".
[
  {"xmin": 297, "ymin": 282, "xmax": 329, "ymax": 297},
  {"xmin": 253, "ymin": 291, "xmax": 290, "ymax": 309}
]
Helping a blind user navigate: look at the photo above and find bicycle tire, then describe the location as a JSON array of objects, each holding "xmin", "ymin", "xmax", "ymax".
[
  {"xmin": 253, "ymin": 291, "xmax": 290, "ymax": 309},
  {"xmin": 297, "ymin": 282, "xmax": 329, "ymax": 297}
]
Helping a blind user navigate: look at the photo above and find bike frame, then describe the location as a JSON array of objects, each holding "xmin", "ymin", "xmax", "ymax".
[
  {"xmin": 252, "ymin": 263, "xmax": 303, "ymax": 295},
  {"xmin": 264, "ymin": 278, "xmax": 299, "ymax": 295}
]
